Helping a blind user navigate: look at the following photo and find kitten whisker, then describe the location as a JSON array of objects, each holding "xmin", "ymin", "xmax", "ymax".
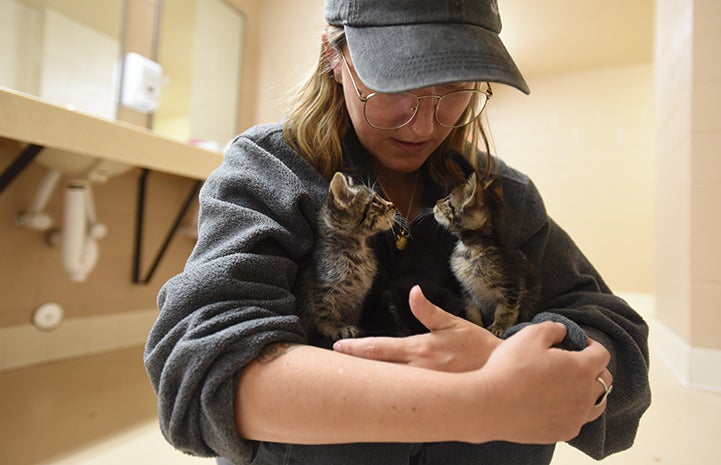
[
  {"xmin": 413, "ymin": 208, "xmax": 436, "ymax": 225},
  {"xmin": 394, "ymin": 213, "xmax": 410, "ymax": 231}
]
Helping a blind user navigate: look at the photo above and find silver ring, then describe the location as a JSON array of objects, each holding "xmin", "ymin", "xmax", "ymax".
[{"xmin": 594, "ymin": 376, "xmax": 613, "ymax": 407}]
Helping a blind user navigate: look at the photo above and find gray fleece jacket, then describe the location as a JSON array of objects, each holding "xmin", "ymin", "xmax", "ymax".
[{"xmin": 144, "ymin": 122, "xmax": 651, "ymax": 463}]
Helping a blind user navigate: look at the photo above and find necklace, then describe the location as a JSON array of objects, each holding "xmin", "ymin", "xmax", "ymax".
[{"xmin": 376, "ymin": 171, "xmax": 418, "ymax": 251}]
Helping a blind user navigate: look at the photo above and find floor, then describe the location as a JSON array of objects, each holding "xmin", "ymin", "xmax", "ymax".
[{"xmin": 1, "ymin": 329, "xmax": 720, "ymax": 465}]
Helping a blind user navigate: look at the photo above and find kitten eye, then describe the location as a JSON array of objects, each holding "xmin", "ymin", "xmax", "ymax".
[
  {"xmin": 359, "ymin": 201, "xmax": 372, "ymax": 224},
  {"xmin": 443, "ymin": 199, "xmax": 456, "ymax": 215}
]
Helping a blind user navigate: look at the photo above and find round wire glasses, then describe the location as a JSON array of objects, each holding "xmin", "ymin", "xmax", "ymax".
[{"xmin": 340, "ymin": 53, "xmax": 492, "ymax": 130}]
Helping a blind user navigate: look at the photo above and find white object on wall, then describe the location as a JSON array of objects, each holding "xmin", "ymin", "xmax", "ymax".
[
  {"xmin": 121, "ymin": 52, "xmax": 163, "ymax": 113},
  {"xmin": 32, "ymin": 303, "xmax": 64, "ymax": 331}
]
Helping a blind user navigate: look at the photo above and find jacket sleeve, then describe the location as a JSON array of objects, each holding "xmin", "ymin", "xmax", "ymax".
[
  {"xmin": 143, "ymin": 126, "xmax": 327, "ymax": 461},
  {"xmin": 502, "ymin": 168, "xmax": 651, "ymax": 460}
]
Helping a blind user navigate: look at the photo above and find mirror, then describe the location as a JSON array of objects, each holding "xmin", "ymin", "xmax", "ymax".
[
  {"xmin": 0, "ymin": 0, "xmax": 123, "ymax": 119},
  {"xmin": 0, "ymin": 0, "xmax": 244, "ymax": 152},
  {"xmin": 154, "ymin": 0, "xmax": 245, "ymax": 151}
]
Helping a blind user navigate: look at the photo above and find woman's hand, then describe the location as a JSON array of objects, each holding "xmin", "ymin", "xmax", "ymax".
[
  {"xmin": 332, "ymin": 285, "xmax": 614, "ymax": 443},
  {"xmin": 333, "ymin": 285, "xmax": 502, "ymax": 372},
  {"xmin": 474, "ymin": 322, "xmax": 613, "ymax": 443}
]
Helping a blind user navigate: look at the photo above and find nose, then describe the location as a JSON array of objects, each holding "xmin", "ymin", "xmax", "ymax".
[{"xmin": 407, "ymin": 96, "xmax": 438, "ymax": 136}]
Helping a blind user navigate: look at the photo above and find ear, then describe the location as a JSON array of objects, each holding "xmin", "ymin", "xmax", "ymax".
[
  {"xmin": 321, "ymin": 31, "xmax": 343, "ymax": 84},
  {"xmin": 483, "ymin": 176, "xmax": 503, "ymax": 199},
  {"xmin": 329, "ymin": 172, "xmax": 352, "ymax": 206},
  {"xmin": 461, "ymin": 172, "xmax": 478, "ymax": 208}
]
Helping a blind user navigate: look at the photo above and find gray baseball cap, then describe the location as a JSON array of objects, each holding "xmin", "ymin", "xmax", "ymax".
[{"xmin": 325, "ymin": 0, "xmax": 530, "ymax": 94}]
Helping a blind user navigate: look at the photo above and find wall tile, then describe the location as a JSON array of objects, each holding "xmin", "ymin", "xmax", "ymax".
[
  {"xmin": 491, "ymin": 64, "xmax": 655, "ymax": 292},
  {"xmin": 654, "ymin": 277, "xmax": 692, "ymax": 341},
  {"xmin": 694, "ymin": 31, "xmax": 721, "ymax": 82},
  {"xmin": 692, "ymin": 132, "xmax": 721, "ymax": 182},
  {"xmin": 694, "ymin": 0, "xmax": 721, "ymax": 34},
  {"xmin": 690, "ymin": 283, "xmax": 721, "ymax": 347},
  {"xmin": 0, "ymin": 309, "xmax": 157, "ymax": 371},
  {"xmin": 692, "ymin": 80, "xmax": 721, "ymax": 131}
]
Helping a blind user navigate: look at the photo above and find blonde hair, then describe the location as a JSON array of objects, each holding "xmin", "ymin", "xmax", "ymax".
[{"xmin": 282, "ymin": 25, "xmax": 493, "ymax": 187}]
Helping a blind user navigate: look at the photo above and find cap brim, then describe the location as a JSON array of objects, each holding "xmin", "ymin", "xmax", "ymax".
[{"xmin": 345, "ymin": 22, "xmax": 530, "ymax": 94}]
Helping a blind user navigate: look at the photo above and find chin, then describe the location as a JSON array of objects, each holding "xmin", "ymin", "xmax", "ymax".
[{"xmin": 381, "ymin": 154, "xmax": 432, "ymax": 173}]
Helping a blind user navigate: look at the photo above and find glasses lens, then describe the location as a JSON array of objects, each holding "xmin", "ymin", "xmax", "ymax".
[
  {"xmin": 436, "ymin": 90, "xmax": 487, "ymax": 127},
  {"xmin": 363, "ymin": 92, "xmax": 418, "ymax": 130}
]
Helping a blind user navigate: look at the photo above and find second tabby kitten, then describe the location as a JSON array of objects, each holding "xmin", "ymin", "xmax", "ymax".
[
  {"xmin": 297, "ymin": 172, "xmax": 397, "ymax": 341},
  {"xmin": 434, "ymin": 172, "xmax": 541, "ymax": 337}
]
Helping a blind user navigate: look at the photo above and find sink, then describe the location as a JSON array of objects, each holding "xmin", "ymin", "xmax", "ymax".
[
  {"xmin": 15, "ymin": 147, "xmax": 132, "ymax": 282},
  {"xmin": 36, "ymin": 148, "xmax": 132, "ymax": 182}
]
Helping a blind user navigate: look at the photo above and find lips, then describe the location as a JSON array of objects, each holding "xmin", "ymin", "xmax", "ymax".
[{"xmin": 393, "ymin": 139, "xmax": 429, "ymax": 153}]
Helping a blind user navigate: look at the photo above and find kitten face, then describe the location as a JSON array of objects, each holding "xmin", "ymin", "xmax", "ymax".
[
  {"xmin": 433, "ymin": 172, "xmax": 492, "ymax": 235},
  {"xmin": 327, "ymin": 172, "xmax": 397, "ymax": 234}
]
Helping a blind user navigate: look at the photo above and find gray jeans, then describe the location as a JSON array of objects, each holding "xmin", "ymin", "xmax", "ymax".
[{"xmin": 217, "ymin": 441, "xmax": 555, "ymax": 465}]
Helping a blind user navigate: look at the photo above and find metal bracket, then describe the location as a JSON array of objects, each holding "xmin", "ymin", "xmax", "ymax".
[
  {"xmin": 132, "ymin": 168, "xmax": 201, "ymax": 284},
  {"xmin": 0, "ymin": 144, "xmax": 44, "ymax": 195}
]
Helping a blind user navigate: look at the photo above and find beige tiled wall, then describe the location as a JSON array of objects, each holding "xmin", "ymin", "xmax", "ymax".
[
  {"xmin": 655, "ymin": 0, "xmax": 721, "ymax": 352},
  {"xmin": 253, "ymin": 0, "xmax": 325, "ymax": 125},
  {"xmin": 187, "ymin": 0, "xmax": 244, "ymax": 146},
  {"xmin": 0, "ymin": 0, "xmax": 261, "ymax": 373},
  {"xmin": 0, "ymin": 0, "xmax": 119, "ymax": 119},
  {"xmin": 0, "ymin": 0, "xmax": 41, "ymax": 94},
  {"xmin": 489, "ymin": 64, "xmax": 655, "ymax": 295},
  {"xmin": 0, "ymin": 151, "xmax": 197, "ymax": 369},
  {"xmin": 38, "ymin": 8, "xmax": 119, "ymax": 119},
  {"xmin": 689, "ymin": 0, "xmax": 721, "ymax": 351}
]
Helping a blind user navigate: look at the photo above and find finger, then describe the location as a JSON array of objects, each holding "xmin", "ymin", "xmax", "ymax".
[
  {"xmin": 594, "ymin": 369, "xmax": 614, "ymax": 407},
  {"xmin": 582, "ymin": 338, "xmax": 612, "ymax": 368},
  {"xmin": 586, "ymin": 369, "xmax": 614, "ymax": 422},
  {"xmin": 408, "ymin": 285, "xmax": 456, "ymax": 332},
  {"xmin": 333, "ymin": 336, "xmax": 411, "ymax": 364},
  {"xmin": 516, "ymin": 321, "xmax": 568, "ymax": 348}
]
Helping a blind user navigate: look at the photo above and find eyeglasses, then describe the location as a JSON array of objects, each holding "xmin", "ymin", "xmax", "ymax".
[{"xmin": 340, "ymin": 53, "xmax": 492, "ymax": 130}]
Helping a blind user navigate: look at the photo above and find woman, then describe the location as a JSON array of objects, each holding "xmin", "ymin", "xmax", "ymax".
[{"xmin": 144, "ymin": 1, "xmax": 651, "ymax": 464}]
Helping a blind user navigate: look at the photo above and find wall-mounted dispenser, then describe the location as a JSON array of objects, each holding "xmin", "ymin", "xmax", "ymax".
[{"xmin": 120, "ymin": 53, "xmax": 163, "ymax": 113}]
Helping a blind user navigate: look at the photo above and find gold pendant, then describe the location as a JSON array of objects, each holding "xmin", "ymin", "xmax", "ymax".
[{"xmin": 395, "ymin": 231, "xmax": 408, "ymax": 250}]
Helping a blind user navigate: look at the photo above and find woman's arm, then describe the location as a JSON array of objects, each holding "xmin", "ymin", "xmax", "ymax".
[{"xmin": 236, "ymin": 318, "xmax": 611, "ymax": 446}]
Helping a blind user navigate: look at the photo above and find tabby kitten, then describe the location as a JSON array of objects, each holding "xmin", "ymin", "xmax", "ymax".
[
  {"xmin": 297, "ymin": 172, "xmax": 397, "ymax": 341},
  {"xmin": 434, "ymin": 172, "xmax": 541, "ymax": 337}
]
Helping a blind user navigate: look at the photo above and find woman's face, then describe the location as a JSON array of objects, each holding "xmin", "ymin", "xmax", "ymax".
[{"xmin": 333, "ymin": 49, "xmax": 459, "ymax": 175}]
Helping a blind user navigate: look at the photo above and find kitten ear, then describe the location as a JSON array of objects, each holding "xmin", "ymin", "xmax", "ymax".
[
  {"xmin": 483, "ymin": 176, "xmax": 503, "ymax": 198},
  {"xmin": 329, "ymin": 172, "xmax": 353, "ymax": 206},
  {"xmin": 462, "ymin": 172, "xmax": 479, "ymax": 207}
]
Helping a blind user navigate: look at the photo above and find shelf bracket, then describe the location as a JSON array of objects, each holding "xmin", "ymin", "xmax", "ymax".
[
  {"xmin": 0, "ymin": 144, "xmax": 44, "ymax": 195},
  {"xmin": 132, "ymin": 168, "xmax": 201, "ymax": 284}
]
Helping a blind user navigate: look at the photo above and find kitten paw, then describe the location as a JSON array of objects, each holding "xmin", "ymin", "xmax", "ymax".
[
  {"xmin": 487, "ymin": 323, "xmax": 509, "ymax": 338},
  {"xmin": 331, "ymin": 325, "xmax": 362, "ymax": 340}
]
